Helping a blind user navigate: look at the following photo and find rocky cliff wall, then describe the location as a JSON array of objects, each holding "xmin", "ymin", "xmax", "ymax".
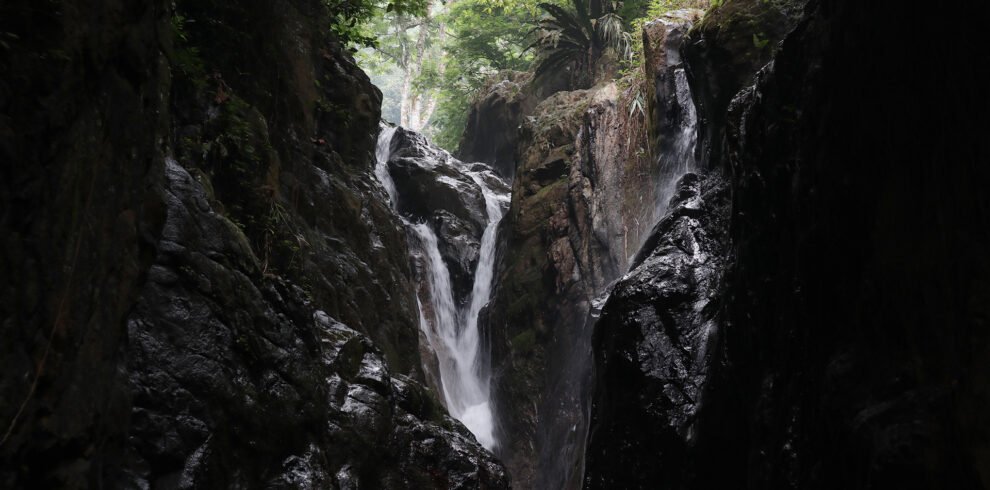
[
  {"xmin": 0, "ymin": 0, "xmax": 507, "ymax": 487},
  {"xmin": 479, "ymin": 12, "xmax": 704, "ymax": 488},
  {"xmin": 1, "ymin": 0, "xmax": 171, "ymax": 486},
  {"xmin": 584, "ymin": 0, "xmax": 990, "ymax": 488}
]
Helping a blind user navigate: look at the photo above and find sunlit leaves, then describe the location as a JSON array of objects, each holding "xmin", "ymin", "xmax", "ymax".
[{"xmin": 326, "ymin": 0, "xmax": 430, "ymax": 46}]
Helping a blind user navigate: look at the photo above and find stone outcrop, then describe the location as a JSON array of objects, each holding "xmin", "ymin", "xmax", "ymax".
[
  {"xmin": 683, "ymin": 0, "xmax": 805, "ymax": 169},
  {"xmin": 457, "ymin": 72, "xmax": 535, "ymax": 179},
  {"xmin": 386, "ymin": 126, "xmax": 510, "ymax": 308},
  {"xmin": 122, "ymin": 160, "xmax": 507, "ymax": 488},
  {"xmin": 484, "ymin": 87, "xmax": 600, "ymax": 488},
  {"xmin": 0, "ymin": 0, "xmax": 171, "ymax": 486},
  {"xmin": 0, "ymin": 0, "xmax": 508, "ymax": 487}
]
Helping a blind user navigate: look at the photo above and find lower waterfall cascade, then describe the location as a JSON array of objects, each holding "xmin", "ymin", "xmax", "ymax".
[{"xmin": 374, "ymin": 125, "xmax": 508, "ymax": 450}]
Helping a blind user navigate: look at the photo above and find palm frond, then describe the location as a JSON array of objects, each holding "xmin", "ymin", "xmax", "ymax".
[{"xmin": 531, "ymin": 0, "xmax": 631, "ymax": 85}]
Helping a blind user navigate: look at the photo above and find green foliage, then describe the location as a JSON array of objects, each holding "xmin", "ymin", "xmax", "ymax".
[
  {"xmin": 530, "ymin": 0, "xmax": 632, "ymax": 86},
  {"xmin": 326, "ymin": 0, "xmax": 430, "ymax": 47},
  {"xmin": 428, "ymin": 0, "xmax": 538, "ymax": 149},
  {"xmin": 170, "ymin": 14, "xmax": 206, "ymax": 80},
  {"xmin": 752, "ymin": 32, "xmax": 769, "ymax": 48},
  {"xmin": 348, "ymin": 0, "xmax": 711, "ymax": 150},
  {"xmin": 357, "ymin": 0, "xmax": 539, "ymax": 150}
]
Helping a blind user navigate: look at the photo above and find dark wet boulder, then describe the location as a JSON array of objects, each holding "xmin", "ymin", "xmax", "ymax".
[
  {"xmin": 389, "ymin": 128, "xmax": 488, "ymax": 229},
  {"xmin": 584, "ymin": 170, "xmax": 730, "ymax": 489},
  {"xmin": 457, "ymin": 71, "xmax": 535, "ymax": 179}
]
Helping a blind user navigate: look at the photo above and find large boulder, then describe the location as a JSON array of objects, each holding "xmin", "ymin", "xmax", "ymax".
[
  {"xmin": 457, "ymin": 71, "xmax": 535, "ymax": 179},
  {"xmin": 584, "ymin": 171, "xmax": 730, "ymax": 489}
]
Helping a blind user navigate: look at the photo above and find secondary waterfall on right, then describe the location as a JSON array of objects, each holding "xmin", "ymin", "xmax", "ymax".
[{"xmin": 652, "ymin": 65, "xmax": 699, "ymax": 225}]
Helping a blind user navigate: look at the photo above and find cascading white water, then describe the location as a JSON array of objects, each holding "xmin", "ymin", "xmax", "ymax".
[
  {"xmin": 374, "ymin": 125, "xmax": 399, "ymax": 206},
  {"xmin": 374, "ymin": 125, "xmax": 505, "ymax": 450},
  {"xmin": 652, "ymin": 66, "xmax": 699, "ymax": 221},
  {"xmin": 672, "ymin": 67, "xmax": 698, "ymax": 174}
]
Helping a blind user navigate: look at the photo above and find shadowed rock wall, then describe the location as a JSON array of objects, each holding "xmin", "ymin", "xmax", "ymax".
[
  {"xmin": 584, "ymin": 0, "xmax": 990, "ymax": 488},
  {"xmin": 0, "ymin": 0, "xmax": 509, "ymax": 487}
]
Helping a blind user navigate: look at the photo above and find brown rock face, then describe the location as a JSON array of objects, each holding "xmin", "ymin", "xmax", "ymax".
[{"xmin": 483, "ymin": 13, "xmax": 704, "ymax": 488}]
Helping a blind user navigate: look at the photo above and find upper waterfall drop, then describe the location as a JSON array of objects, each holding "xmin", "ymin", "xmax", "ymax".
[
  {"xmin": 373, "ymin": 125, "xmax": 508, "ymax": 450},
  {"xmin": 651, "ymin": 65, "xmax": 699, "ymax": 225},
  {"xmin": 374, "ymin": 125, "xmax": 399, "ymax": 207}
]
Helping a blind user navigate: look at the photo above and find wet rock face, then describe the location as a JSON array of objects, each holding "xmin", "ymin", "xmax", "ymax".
[
  {"xmin": 121, "ymin": 162, "xmax": 508, "ymax": 488},
  {"xmin": 683, "ymin": 0, "xmax": 805, "ymax": 169},
  {"xmin": 583, "ymin": 171, "xmax": 730, "ymax": 489},
  {"xmin": 166, "ymin": 0, "xmax": 423, "ymax": 378},
  {"xmin": 482, "ymin": 13, "xmax": 707, "ymax": 488},
  {"xmin": 643, "ymin": 10, "xmax": 703, "ymax": 176},
  {"xmin": 386, "ymin": 126, "xmax": 510, "ymax": 306},
  {"xmin": 0, "ymin": 0, "xmax": 509, "ymax": 487},
  {"xmin": 699, "ymin": 1, "xmax": 990, "ymax": 487},
  {"xmin": 0, "ymin": 0, "xmax": 170, "ymax": 486},
  {"xmin": 458, "ymin": 72, "xmax": 535, "ymax": 179},
  {"xmin": 484, "ymin": 88, "xmax": 597, "ymax": 487}
]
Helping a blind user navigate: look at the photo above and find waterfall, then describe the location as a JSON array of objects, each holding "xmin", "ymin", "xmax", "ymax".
[
  {"xmin": 672, "ymin": 67, "xmax": 698, "ymax": 174},
  {"xmin": 374, "ymin": 125, "xmax": 505, "ymax": 450},
  {"xmin": 374, "ymin": 125, "xmax": 398, "ymax": 206},
  {"xmin": 652, "ymin": 66, "xmax": 699, "ymax": 222}
]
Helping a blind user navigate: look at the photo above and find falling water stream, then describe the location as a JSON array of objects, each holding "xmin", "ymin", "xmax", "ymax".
[
  {"xmin": 374, "ymin": 125, "xmax": 506, "ymax": 450},
  {"xmin": 373, "ymin": 16, "xmax": 698, "ymax": 474},
  {"xmin": 651, "ymin": 66, "xmax": 699, "ymax": 224}
]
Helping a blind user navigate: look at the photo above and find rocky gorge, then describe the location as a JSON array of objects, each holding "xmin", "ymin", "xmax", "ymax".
[{"xmin": 2, "ymin": 0, "xmax": 989, "ymax": 489}]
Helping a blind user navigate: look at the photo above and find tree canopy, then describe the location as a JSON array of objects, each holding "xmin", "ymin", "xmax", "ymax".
[{"xmin": 335, "ymin": 0, "xmax": 708, "ymax": 151}]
